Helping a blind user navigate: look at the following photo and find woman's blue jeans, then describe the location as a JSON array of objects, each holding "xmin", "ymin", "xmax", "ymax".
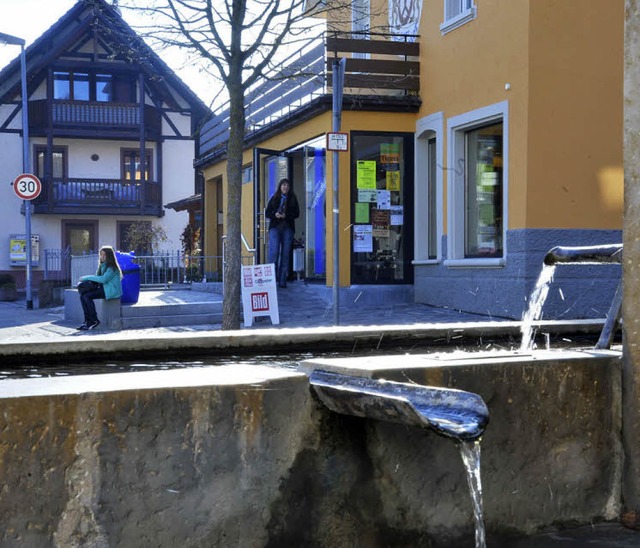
[{"xmin": 268, "ymin": 225, "xmax": 294, "ymax": 287}]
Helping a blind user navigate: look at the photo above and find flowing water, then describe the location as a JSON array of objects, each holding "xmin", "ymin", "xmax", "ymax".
[
  {"xmin": 460, "ymin": 440, "xmax": 486, "ymax": 548},
  {"xmin": 520, "ymin": 264, "xmax": 556, "ymax": 352}
]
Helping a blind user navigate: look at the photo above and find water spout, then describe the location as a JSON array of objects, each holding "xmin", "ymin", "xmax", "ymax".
[
  {"xmin": 543, "ymin": 244, "xmax": 622, "ymax": 266},
  {"xmin": 522, "ymin": 243, "xmax": 623, "ymax": 350}
]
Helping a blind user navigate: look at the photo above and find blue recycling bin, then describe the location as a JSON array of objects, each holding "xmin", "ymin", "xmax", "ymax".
[{"xmin": 116, "ymin": 251, "xmax": 141, "ymax": 304}]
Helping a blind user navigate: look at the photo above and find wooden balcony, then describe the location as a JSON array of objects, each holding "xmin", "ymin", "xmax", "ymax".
[
  {"xmin": 198, "ymin": 31, "xmax": 421, "ymax": 163},
  {"xmin": 28, "ymin": 100, "xmax": 162, "ymax": 138},
  {"xmin": 31, "ymin": 178, "xmax": 163, "ymax": 216}
]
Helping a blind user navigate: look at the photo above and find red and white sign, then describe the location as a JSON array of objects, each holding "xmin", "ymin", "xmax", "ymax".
[
  {"xmin": 241, "ymin": 264, "xmax": 279, "ymax": 327},
  {"xmin": 13, "ymin": 173, "xmax": 42, "ymax": 200}
]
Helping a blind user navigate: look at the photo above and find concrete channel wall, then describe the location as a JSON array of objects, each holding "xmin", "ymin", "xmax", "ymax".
[{"xmin": 0, "ymin": 351, "xmax": 622, "ymax": 546}]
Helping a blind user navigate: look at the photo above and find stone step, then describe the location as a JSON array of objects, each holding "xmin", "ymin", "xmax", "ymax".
[
  {"xmin": 121, "ymin": 312, "xmax": 222, "ymax": 329},
  {"xmin": 122, "ymin": 301, "xmax": 222, "ymax": 318}
]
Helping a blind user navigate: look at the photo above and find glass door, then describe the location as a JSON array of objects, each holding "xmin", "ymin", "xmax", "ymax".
[
  {"xmin": 301, "ymin": 145, "xmax": 326, "ymax": 280},
  {"xmin": 253, "ymin": 148, "xmax": 291, "ymax": 264}
]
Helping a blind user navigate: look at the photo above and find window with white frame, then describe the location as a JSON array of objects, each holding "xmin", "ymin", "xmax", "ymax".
[
  {"xmin": 440, "ymin": 0, "xmax": 476, "ymax": 34},
  {"xmin": 414, "ymin": 112, "xmax": 443, "ymax": 263},
  {"xmin": 446, "ymin": 102, "xmax": 507, "ymax": 266}
]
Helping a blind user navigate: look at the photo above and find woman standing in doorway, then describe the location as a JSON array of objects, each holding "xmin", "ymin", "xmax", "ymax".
[
  {"xmin": 77, "ymin": 245, "xmax": 122, "ymax": 330},
  {"xmin": 265, "ymin": 178, "xmax": 300, "ymax": 288}
]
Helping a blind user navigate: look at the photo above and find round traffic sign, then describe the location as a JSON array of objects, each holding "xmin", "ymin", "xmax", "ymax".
[{"xmin": 13, "ymin": 173, "xmax": 42, "ymax": 200}]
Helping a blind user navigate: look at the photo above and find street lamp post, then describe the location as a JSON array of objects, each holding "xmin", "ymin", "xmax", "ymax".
[{"xmin": 0, "ymin": 32, "xmax": 33, "ymax": 309}]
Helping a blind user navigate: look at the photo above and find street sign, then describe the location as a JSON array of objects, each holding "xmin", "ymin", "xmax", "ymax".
[
  {"xmin": 12, "ymin": 173, "xmax": 42, "ymax": 200},
  {"xmin": 327, "ymin": 132, "xmax": 349, "ymax": 152}
]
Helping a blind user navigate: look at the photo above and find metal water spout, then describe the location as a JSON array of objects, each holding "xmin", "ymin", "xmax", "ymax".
[
  {"xmin": 543, "ymin": 243, "xmax": 623, "ymax": 265},
  {"xmin": 542, "ymin": 243, "xmax": 622, "ymax": 349},
  {"xmin": 309, "ymin": 370, "xmax": 489, "ymax": 441}
]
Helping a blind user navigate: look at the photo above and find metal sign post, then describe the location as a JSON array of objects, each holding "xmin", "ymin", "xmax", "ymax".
[
  {"xmin": 331, "ymin": 58, "xmax": 346, "ymax": 326},
  {"xmin": 1, "ymin": 32, "xmax": 32, "ymax": 309}
]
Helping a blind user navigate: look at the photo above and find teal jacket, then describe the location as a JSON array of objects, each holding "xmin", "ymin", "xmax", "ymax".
[{"xmin": 82, "ymin": 264, "xmax": 122, "ymax": 300}]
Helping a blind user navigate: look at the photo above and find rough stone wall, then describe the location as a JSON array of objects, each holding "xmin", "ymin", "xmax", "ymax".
[{"xmin": 0, "ymin": 355, "xmax": 622, "ymax": 547}]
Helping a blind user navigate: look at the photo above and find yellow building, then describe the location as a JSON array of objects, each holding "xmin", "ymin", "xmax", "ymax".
[{"xmin": 195, "ymin": 0, "xmax": 623, "ymax": 319}]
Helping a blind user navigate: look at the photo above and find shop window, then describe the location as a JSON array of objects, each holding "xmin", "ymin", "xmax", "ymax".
[
  {"xmin": 440, "ymin": 0, "xmax": 476, "ymax": 34},
  {"xmin": 351, "ymin": 132, "xmax": 414, "ymax": 284},
  {"xmin": 446, "ymin": 101, "xmax": 507, "ymax": 267}
]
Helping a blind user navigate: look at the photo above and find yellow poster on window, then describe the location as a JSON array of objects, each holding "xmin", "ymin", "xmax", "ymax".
[
  {"xmin": 386, "ymin": 170, "xmax": 400, "ymax": 191},
  {"xmin": 356, "ymin": 160, "xmax": 377, "ymax": 189}
]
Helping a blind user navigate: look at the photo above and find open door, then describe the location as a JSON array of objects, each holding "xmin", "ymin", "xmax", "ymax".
[
  {"xmin": 253, "ymin": 143, "xmax": 327, "ymax": 281},
  {"xmin": 253, "ymin": 148, "xmax": 292, "ymax": 264}
]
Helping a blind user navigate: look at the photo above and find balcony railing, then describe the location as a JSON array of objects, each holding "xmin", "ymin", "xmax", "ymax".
[
  {"xmin": 28, "ymin": 100, "xmax": 162, "ymax": 134},
  {"xmin": 31, "ymin": 178, "xmax": 162, "ymax": 216},
  {"xmin": 198, "ymin": 31, "xmax": 420, "ymax": 162}
]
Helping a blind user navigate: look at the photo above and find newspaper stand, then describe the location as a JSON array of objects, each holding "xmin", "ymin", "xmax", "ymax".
[{"xmin": 241, "ymin": 263, "xmax": 280, "ymax": 327}]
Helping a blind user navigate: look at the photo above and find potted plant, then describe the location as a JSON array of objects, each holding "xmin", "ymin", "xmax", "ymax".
[{"xmin": 0, "ymin": 273, "xmax": 17, "ymax": 301}]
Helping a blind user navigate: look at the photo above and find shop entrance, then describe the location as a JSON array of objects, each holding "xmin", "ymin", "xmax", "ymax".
[{"xmin": 253, "ymin": 141, "xmax": 326, "ymax": 281}]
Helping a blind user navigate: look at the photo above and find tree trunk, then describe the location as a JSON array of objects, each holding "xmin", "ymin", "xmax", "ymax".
[{"xmin": 222, "ymin": 77, "xmax": 245, "ymax": 330}]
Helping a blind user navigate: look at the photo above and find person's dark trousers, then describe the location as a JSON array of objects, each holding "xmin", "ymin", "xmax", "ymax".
[{"xmin": 80, "ymin": 285, "xmax": 105, "ymax": 323}]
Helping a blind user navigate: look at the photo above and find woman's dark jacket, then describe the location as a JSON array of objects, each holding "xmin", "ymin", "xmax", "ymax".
[{"xmin": 265, "ymin": 192, "xmax": 300, "ymax": 232}]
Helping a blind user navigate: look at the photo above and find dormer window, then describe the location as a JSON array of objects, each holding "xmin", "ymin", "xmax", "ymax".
[{"xmin": 53, "ymin": 71, "xmax": 134, "ymax": 102}]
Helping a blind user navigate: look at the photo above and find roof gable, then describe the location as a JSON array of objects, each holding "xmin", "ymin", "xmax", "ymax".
[{"xmin": 0, "ymin": 0, "xmax": 208, "ymax": 116}]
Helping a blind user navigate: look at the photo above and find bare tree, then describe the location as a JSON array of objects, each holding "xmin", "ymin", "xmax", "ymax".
[{"xmin": 117, "ymin": 0, "xmax": 378, "ymax": 329}]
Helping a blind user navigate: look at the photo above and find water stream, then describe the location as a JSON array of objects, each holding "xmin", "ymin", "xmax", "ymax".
[
  {"xmin": 460, "ymin": 440, "xmax": 486, "ymax": 548},
  {"xmin": 520, "ymin": 264, "xmax": 556, "ymax": 352}
]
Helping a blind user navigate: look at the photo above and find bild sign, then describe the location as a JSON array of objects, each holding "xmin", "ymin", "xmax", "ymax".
[{"xmin": 241, "ymin": 263, "xmax": 279, "ymax": 327}]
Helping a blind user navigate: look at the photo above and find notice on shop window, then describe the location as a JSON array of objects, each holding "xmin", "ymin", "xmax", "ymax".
[
  {"xmin": 377, "ymin": 190, "xmax": 391, "ymax": 210},
  {"xmin": 390, "ymin": 205, "xmax": 404, "ymax": 226},
  {"xmin": 358, "ymin": 189, "xmax": 377, "ymax": 202},
  {"xmin": 353, "ymin": 225, "xmax": 373, "ymax": 252},
  {"xmin": 371, "ymin": 209, "xmax": 391, "ymax": 238},
  {"xmin": 355, "ymin": 202, "xmax": 370, "ymax": 223},
  {"xmin": 386, "ymin": 170, "xmax": 400, "ymax": 191},
  {"xmin": 356, "ymin": 161, "xmax": 377, "ymax": 189}
]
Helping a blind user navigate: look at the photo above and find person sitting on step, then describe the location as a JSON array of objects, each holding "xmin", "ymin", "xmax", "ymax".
[{"xmin": 77, "ymin": 245, "xmax": 123, "ymax": 330}]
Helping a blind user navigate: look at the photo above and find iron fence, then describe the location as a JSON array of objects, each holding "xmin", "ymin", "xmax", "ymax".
[
  {"xmin": 44, "ymin": 247, "xmax": 72, "ymax": 281},
  {"xmin": 69, "ymin": 251, "xmax": 225, "ymax": 288}
]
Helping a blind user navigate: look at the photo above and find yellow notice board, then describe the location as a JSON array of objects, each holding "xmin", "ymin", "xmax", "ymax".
[{"xmin": 356, "ymin": 161, "xmax": 376, "ymax": 189}]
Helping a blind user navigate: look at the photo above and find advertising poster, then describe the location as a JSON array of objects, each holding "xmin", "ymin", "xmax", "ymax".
[
  {"xmin": 353, "ymin": 225, "xmax": 373, "ymax": 253},
  {"xmin": 371, "ymin": 209, "xmax": 391, "ymax": 238},
  {"xmin": 9, "ymin": 234, "xmax": 39, "ymax": 266},
  {"xmin": 241, "ymin": 263, "xmax": 279, "ymax": 327},
  {"xmin": 386, "ymin": 170, "xmax": 400, "ymax": 191},
  {"xmin": 356, "ymin": 160, "xmax": 377, "ymax": 189},
  {"xmin": 380, "ymin": 143, "xmax": 400, "ymax": 167}
]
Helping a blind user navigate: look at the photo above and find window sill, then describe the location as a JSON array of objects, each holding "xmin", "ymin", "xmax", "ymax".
[
  {"xmin": 440, "ymin": 7, "xmax": 477, "ymax": 35},
  {"xmin": 412, "ymin": 259, "xmax": 440, "ymax": 266},
  {"xmin": 444, "ymin": 257, "xmax": 505, "ymax": 268}
]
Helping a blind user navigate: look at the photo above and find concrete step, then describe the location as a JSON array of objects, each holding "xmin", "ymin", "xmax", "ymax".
[
  {"xmin": 121, "ymin": 312, "xmax": 223, "ymax": 329},
  {"xmin": 122, "ymin": 302, "xmax": 221, "ymax": 318}
]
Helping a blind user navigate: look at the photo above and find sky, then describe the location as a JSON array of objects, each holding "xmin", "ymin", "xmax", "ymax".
[{"xmin": 0, "ymin": 0, "xmax": 218, "ymax": 105}]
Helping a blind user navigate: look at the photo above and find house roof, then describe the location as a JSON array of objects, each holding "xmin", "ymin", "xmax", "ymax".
[{"xmin": 0, "ymin": 0, "xmax": 209, "ymax": 117}]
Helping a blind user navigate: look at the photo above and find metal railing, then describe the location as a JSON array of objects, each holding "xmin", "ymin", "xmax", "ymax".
[
  {"xmin": 44, "ymin": 247, "xmax": 72, "ymax": 281},
  {"xmin": 221, "ymin": 234, "xmax": 257, "ymax": 285},
  {"xmin": 70, "ymin": 251, "xmax": 224, "ymax": 288}
]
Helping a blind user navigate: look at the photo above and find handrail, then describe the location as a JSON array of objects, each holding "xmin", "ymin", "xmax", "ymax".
[{"xmin": 221, "ymin": 234, "xmax": 257, "ymax": 286}]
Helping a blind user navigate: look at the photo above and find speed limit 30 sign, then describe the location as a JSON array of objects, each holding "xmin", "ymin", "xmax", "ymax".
[{"xmin": 13, "ymin": 173, "xmax": 42, "ymax": 200}]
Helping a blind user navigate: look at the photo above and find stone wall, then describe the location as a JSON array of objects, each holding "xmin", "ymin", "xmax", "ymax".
[{"xmin": 0, "ymin": 352, "xmax": 622, "ymax": 546}]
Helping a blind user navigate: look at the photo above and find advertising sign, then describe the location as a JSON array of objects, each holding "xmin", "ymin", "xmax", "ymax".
[
  {"xmin": 241, "ymin": 263, "xmax": 279, "ymax": 327},
  {"xmin": 10, "ymin": 234, "xmax": 39, "ymax": 266}
]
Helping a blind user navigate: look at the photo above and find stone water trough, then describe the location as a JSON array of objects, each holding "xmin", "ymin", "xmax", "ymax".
[{"xmin": 0, "ymin": 346, "xmax": 621, "ymax": 546}]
